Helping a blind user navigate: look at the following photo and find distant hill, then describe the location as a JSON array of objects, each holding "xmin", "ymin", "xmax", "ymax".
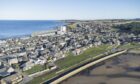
[
  {"xmin": 113, "ymin": 22, "xmax": 140, "ymax": 34},
  {"xmin": 133, "ymin": 18, "xmax": 140, "ymax": 21}
]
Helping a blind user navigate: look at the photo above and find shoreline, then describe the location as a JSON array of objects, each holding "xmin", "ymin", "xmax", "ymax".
[
  {"xmin": 0, "ymin": 20, "xmax": 66, "ymax": 40},
  {"xmin": 49, "ymin": 50, "xmax": 127, "ymax": 84},
  {"xmin": 62, "ymin": 53, "xmax": 140, "ymax": 84}
]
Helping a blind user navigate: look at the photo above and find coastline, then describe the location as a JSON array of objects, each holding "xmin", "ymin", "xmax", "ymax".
[{"xmin": 0, "ymin": 20, "xmax": 65, "ymax": 40}]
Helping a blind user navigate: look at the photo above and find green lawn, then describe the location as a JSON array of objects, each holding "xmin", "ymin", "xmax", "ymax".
[
  {"xmin": 27, "ymin": 44, "xmax": 112, "ymax": 84},
  {"xmin": 24, "ymin": 64, "xmax": 47, "ymax": 75},
  {"xmin": 118, "ymin": 42, "xmax": 140, "ymax": 50},
  {"xmin": 56, "ymin": 45, "xmax": 110, "ymax": 69}
]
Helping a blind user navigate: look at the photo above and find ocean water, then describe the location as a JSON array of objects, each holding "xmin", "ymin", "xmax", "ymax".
[{"xmin": 0, "ymin": 20, "xmax": 65, "ymax": 39}]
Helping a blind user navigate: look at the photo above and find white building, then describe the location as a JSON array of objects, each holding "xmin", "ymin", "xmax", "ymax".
[
  {"xmin": 60, "ymin": 26, "xmax": 67, "ymax": 33},
  {"xmin": 58, "ymin": 26, "xmax": 67, "ymax": 35},
  {"xmin": 7, "ymin": 67, "xmax": 15, "ymax": 73},
  {"xmin": 34, "ymin": 58, "xmax": 46, "ymax": 65}
]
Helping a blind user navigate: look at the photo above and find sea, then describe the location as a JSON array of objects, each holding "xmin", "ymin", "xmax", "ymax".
[{"xmin": 0, "ymin": 20, "xmax": 65, "ymax": 39}]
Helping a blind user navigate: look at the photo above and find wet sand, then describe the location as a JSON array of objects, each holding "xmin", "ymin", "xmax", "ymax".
[{"xmin": 61, "ymin": 53, "xmax": 140, "ymax": 84}]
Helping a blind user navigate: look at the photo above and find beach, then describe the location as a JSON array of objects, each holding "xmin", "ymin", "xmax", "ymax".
[{"xmin": 62, "ymin": 53, "xmax": 140, "ymax": 84}]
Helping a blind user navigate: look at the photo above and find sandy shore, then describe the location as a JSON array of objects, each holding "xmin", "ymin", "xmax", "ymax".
[{"xmin": 61, "ymin": 53, "xmax": 140, "ymax": 84}]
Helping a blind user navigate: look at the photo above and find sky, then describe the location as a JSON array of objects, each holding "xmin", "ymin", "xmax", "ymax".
[{"xmin": 0, "ymin": 0, "xmax": 140, "ymax": 20}]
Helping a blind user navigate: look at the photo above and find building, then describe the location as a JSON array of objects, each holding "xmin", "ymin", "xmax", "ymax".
[
  {"xmin": 21, "ymin": 61, "xmax": 35, "ymax": 71},
  {"xmin": 60, "ymin": 26, "xmax": 67, "ymax": 33},
  {"xmin": 31, "ymin": 30, "xmax": 57, "ymax": 37},
  {"xmin": 0, "ymin": 73, "xmax": 23, "ymax": 84},
  {"xmin": 0, "ymin": 67, "xmax": 10, "ymax": 77},
  {"xmin": 57, "ymin": 26, "xmax": 67, "ymax": 35},
  {"xmin": 8, "ymin": 57, "xmax": 18, "ymax": 65}
]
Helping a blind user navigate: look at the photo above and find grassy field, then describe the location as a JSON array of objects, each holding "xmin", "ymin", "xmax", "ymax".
[
  {"xmin": 24, "ymin": 64, "xmax": 47, "ymax": 75},
  {"xmin": 56, "ymin": 45, "xmax": 110, "ymax": 69},
  {"xmin": 27, "ymin": 44, "xmax": 112, "ymax": 84},
  {"xmin": 118, "ymin": 42, "xmax": 140, "ymax": 50}
]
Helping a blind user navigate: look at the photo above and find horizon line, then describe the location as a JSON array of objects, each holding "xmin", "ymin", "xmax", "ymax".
[{"xmin": 0, "ymin": 18, "xmax": 139, "ymax": 21}]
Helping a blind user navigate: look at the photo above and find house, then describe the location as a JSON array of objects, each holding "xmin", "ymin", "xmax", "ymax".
[
  {"xmin": 0, "ymin": 63, "xmax": 14, "ymax": 77},
  {"xmin": 7, "ymin": 67, "xmax": 15, "ymax": 73},
  {"xmin": 94, "ymin": 41, "xmax": 102, "ymax": 46},
  {"xmin": 72, "ymin": 48, "xmax": 81, "ymax": 55},
  {"xmin": 116, "ymin": 40, "xmax": 121, "ymax": 45},
  {"xmin": 34, "ymin": 58, "xmax": 46, "ymax": 65},
  {"xmin": 0, "ymin": 73, "xmax": 23, "ymax": 84},
  {"xmin": 21, "ymin": 61, "xmax": 35, "ymax": 71},
  {"xmin": 0, "ymin": 67, "xmax": 10, "ymax": 77},
  {"xmin": 8, "ymin": 57, "xmax": 18, "ymax": 65},
  {"xmin": 17, "ymin": 56, "xmax": 24, "ymax": 62},
  {"xmin": 17, "ymin": 52, "xmax": 27, "ymax": 56}
]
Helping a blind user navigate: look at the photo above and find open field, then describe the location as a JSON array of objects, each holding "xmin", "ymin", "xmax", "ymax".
[
  {"xmin": 118, "ymin": 42, "xmax": 140, "ymax": 50},
  {"xmin": 24, "ymin": 65, "xmax": 47, "ymax": 75}
]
